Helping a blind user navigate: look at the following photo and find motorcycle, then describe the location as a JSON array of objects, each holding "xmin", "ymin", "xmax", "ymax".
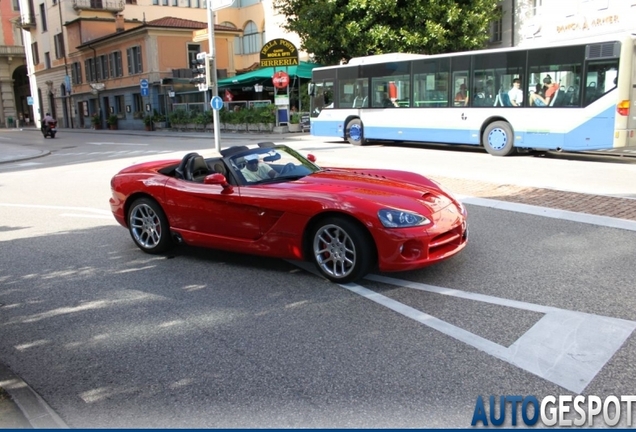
[{"xmin": 42, "ymin": 120, "xmax": 57, "ymax": 139}]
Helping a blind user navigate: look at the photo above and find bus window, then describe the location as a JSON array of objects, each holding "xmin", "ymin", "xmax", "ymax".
[
  {"xmin": 472, "ymin": 71, "xmax": 495, "ymax": 106},
  {"xmin": 351, "ymin": 79, "xmax": 369, "ymax": 108},
  {"xmin": 370, "ymin": 75, "xmax": 409, "ymax": 108},
  {"xmin": 453, "ymin": 72, "xmax": 469, "ymax": 107},
  {"xmin": 339, "ymin": 80, "xmax": 356, "ymax": 108},
  {"xmin": 584, "ymin": 61, "xmax": 619, "ymax": 106},
  {"xmin": 413, "ymin": 58, "xmax": 449, "ymax": 108},
  {"xmin": 310, "ymin": 80, "xmax": 335, "ymax": 116},
  {"xmin": 528, "ymin": 64, "xmax": 581, "ymax": 107}
]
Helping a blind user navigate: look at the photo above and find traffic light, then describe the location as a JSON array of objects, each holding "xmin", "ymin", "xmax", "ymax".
[{"xmin": 189, "ymin": 52, "xmax": 210, "ymax": 91}]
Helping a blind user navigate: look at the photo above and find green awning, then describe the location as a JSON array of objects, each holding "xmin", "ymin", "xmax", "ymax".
[{"xmin": 217, "ymin": 61, "xmax": 321, "ymax": 88}]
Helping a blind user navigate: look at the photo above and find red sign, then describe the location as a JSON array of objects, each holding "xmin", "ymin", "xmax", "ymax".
[
  {"xmin": 224, "ymin": 89, "xmax": 233, "ymax": 101},
  {"xmin": 272, "ymin": 71, "xmax": 290, "ymax": 89}
]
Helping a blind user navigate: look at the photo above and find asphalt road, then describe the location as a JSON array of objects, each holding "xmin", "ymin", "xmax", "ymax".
[{"xmin": 1, "ymin": 131, "xmax": 636, "ymax": 427}]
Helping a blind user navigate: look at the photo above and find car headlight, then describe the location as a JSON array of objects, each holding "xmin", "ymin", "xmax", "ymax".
[{"xmin": 378, "ymin": 209, "xmax": 430, "ymax": 228}]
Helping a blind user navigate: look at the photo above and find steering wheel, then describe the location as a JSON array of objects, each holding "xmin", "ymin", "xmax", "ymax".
[
  {"xmin": 175, "ymin": 152, "xmax": 199, "ymax": 180},
  {"xmin": 279, "ymin": 163, "xmax": 295, "ymax": 175}
]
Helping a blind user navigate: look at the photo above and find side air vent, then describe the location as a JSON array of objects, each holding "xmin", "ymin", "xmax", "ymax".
[{"xmin": 585, "ymin": 42, "xmax": 620, "ymax": 60}]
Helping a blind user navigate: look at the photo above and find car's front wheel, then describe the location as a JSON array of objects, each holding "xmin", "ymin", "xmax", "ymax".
[
  {"xmin": 128, "ymin": 197, "xmax": 173, "ymax": 254},
  {"xmin": 310, "ymin": 217, "xmax": 374, "ymax": 283}
]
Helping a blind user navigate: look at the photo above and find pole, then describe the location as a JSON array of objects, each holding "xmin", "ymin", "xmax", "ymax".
[
  {"xmin": 207, "ymin": 5, "xmax": 221, "ymax": 152},
  {"xmin": 58, "ymin": 0, "xmax": 73, "ymax": 128}
]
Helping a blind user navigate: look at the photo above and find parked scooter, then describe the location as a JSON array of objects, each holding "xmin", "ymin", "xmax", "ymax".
[{"xmin": 42, "ymin": 120, "xmax": 57, "ymax": 139}]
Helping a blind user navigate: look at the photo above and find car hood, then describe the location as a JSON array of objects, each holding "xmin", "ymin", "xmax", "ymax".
[{"xmin": 290, "ymin": 168, "xmax": 455, "ymax": 214}]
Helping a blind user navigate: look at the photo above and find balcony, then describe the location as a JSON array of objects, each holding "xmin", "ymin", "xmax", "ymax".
[
  {"xmin": 72, "ymin": 0, "xmax": 124, "ymax": 12},
  {"xmin": 0, "ymin": 46, "xmax": 26, "ymax": 57},
  {"xmin": 20, "ymin": 14, "xmax": 36, "ymax": 30}
]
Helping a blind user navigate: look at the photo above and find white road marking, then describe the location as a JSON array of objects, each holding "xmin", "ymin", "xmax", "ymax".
[
  {"xmin": 59, "ymin": 213, "xmax": 113, "ymax": 219},
  {"xmin": 86, "ymin": 142, "xmax": 149, "ymax": 146},
  {"xmin": 0, "ymin": 203, "xmax": 111, "ymax": 216},
  {"xmin": 354, "ymin": 275, "xmax": 636, "ymax": 393},
  {"xmin": 459, "ymin": 195, "xmax": 636, "ymax": 232}
]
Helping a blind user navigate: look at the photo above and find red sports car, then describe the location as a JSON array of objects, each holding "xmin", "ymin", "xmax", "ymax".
[{"xmin": 109, "ymin": 143, "xmax": 468, "ymax": 283}]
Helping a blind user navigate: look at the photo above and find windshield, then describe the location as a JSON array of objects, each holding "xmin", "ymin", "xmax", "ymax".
[{"xmin": 227, "ymin": 146, "xmax": 320, "ymax": 185}]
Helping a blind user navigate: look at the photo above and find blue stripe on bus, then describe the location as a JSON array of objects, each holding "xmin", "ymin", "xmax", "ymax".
[{"xmin": 311, "ymin": 105, "xmax": 617, "ymax": 151}]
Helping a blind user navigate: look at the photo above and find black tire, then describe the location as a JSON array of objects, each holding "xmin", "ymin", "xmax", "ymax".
[
  {"xmin": 310, "ymin": 217, "xmax": 374, "ymax": 283},
  {"xmin": 50, "ymin": 132, "xmax": 56, "ymax": 138},
  {"xmin": 127, "ymin": 197, "xmax": 173, "ymax": 254},
  {"xmin": 482, "ymin": 121, "xmax": 516, "ymax": 156},
  {"xmin": 346, "ymin": 118, "xmax": 366, "ymax": 146}
]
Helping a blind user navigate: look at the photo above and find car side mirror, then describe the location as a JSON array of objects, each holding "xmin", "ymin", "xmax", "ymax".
[
  {"xmin": 308, "ymin": 83, "xmax": 315, "ymax": 96},
  {"xmin": 307, "ymin": 154, "xmax": 316, "ymax": 163},
  {"xmin": 203, "ymin": 173, "xmax": 234, "ymax": 193}
]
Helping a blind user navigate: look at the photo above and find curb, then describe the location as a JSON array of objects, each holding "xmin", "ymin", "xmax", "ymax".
[
  {"xmin": 0, "ymin": 362, "xmax": 68, "ymax": 428},
  {"xmin": 0, "ymin": 150, "xmax": 51, "ymax": 165}
]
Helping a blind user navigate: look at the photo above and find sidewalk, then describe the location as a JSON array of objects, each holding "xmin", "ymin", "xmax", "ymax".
[{"xmin": 0, "ymin": 362, "xmax": 67, "ymax": 428}]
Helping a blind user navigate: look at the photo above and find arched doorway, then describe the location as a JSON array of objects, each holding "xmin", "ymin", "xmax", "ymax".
[{"xmin": 12, "ymin": 65, "xmax": 31, "ymax": 125}]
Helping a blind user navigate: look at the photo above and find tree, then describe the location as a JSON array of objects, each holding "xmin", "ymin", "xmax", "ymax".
[{"xmin": 273, "ymin": 0, "xmax": 501, "ymax": 65}]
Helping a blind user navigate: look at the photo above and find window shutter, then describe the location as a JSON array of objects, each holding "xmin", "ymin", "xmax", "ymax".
[
  {"xmin": 127, "ymin": 48, "xmax": 132, "ymax": 75},
  {"xmin": 136, "ymin": 46, "xmax": 142, "ymax": 74},
  {"xmin": 117, "ymin": 52, "xmax": 123, "ymax": 77}
]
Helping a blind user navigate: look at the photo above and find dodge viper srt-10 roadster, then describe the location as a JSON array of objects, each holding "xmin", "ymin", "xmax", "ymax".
[{"xmin": 109, "ymin": 143, "xmax": 468, "ymax": 283}]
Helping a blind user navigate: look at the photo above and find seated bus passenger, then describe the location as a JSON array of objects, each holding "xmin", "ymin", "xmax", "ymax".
[
  {"xmin": 508, "ymin": 78, "xmax": 523, "ymax": 106},
  {"xmin": 530, "ymin": 76, "xmax": 558, "ymax": 106},
  {"xmin": 454, "ymin": 84, "xmax": 469, "ymax": 106}
]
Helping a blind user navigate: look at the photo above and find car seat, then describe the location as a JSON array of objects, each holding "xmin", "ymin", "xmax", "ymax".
[{"xmin": 186, "ymin": 155, "xmax": 210, "ymax": 182}]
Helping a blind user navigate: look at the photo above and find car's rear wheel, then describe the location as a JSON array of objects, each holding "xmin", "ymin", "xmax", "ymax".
[
  {"xmin": 311, "ymin": 217, "xmax": 373, "ymax": 283},
  {"xmin": 128, "ymin": 197, "xmax": 173, "ymax": 254},
  {"xmin": 346, "ymin": 118, "xmax": 366, "ymax": 146},
  {"xmin": 482, "ymin": 121, "xmax": 516, "ymax": 156}
]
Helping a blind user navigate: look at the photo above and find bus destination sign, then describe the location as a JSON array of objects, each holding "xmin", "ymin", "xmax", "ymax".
[{"xmin": 260, "ymin": 38, "xmax": 299, "ymax": 68}]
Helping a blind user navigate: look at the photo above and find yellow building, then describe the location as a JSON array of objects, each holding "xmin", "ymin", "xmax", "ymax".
[{"xmin": 15, "ymin": 0, "xmax": 303, "ymax": 129}]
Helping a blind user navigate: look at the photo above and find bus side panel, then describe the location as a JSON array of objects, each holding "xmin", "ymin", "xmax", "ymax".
[
  {"xmin": 360, "ymin": 109, "xmax": 478, "ymax": 145},
  {"xmin": 564, "ymin": 105, "xmax": 616, "ymax": 151},
  {"xmin": 311, "ymin": 112, "xmax": 344, "ymax": 139}
]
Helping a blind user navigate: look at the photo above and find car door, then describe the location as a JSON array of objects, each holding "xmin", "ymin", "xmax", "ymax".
[{"xmin": 164, "ymin": 178, "xmax": 261, "ymax": 241}]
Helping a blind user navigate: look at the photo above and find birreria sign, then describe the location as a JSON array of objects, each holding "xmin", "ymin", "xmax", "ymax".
[
  {"xmin": 471, "ymin": 395, "xmax": 636, "ymax": 427},
  {"xmin": 260, "ymin": 38, "xmax": 299, "ymax": 68}
]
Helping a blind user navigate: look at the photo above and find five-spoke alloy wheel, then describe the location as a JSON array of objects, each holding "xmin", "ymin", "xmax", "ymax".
[
  {"xmin": 128, "ymin": 197, "xmax": 173, "ymax": 254},
  {"xmin": 311, "ymin": 217, "xmax": 373, "ymax": 283}
]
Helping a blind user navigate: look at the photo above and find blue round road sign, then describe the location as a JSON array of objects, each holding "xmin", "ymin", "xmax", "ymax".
[
  {"xmin": 140, "ymin": 79, "xmax": 149, "ymax": 89},
  {"xmin": 211, "ymin": 96, "xmax": 223, "ymax": 110}
]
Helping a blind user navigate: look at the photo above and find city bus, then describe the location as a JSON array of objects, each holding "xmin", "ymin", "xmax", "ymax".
[{"xmin": 308, "ymin": 34, "xmax": 636, "ymax": 156}]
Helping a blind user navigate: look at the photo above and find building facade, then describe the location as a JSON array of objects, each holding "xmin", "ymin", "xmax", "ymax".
[
  {"xmin": 17, "ymin": 0, "xmax": 299, "ymax": 129},
  {"xmin": 488, "ymin": 0, "xmax": 636, "ymax": 49},
  {"xmin": 0, "ymin": 0, "xmax": 28, "ymax": 128}
]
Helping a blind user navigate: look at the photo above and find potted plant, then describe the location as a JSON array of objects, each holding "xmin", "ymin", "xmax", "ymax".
[
  {"xmin": 288, "ymin": 112, "xmax": 301, "ymax": 132},
  {"xmin": 107, "ymin": 114, "xmax": 118, "ymax": 130},
  {"xmin": 91, "ymin": 113, "xmax": 101, "ymax": 129},
  {"xmin": 143, "ymin": 114, "xmax": 153, "ymax": 131}
]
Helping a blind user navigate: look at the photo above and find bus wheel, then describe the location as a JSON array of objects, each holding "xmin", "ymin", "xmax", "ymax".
[
  {"xmin": 482, "ymin": 121, "xmax": 516, "ymax": 156},
  {"xmin": 346, "ymin": 118, "xmax": 366, "ymax": 146}
]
